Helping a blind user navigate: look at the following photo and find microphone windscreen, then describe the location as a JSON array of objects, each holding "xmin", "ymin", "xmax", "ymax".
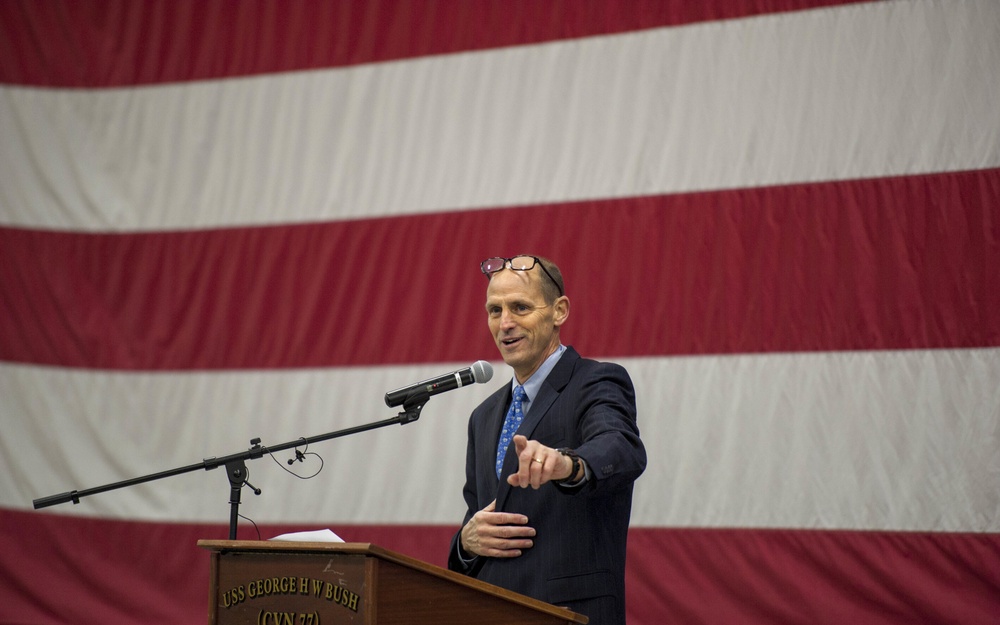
[{"xmin": 471, "ymin": 360, "xmax": 493, "ymax": 384}]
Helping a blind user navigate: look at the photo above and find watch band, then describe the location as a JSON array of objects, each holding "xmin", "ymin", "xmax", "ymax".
[{"xmin": 552, "ymin": 448, "xmax": 582, "ymax": 484}]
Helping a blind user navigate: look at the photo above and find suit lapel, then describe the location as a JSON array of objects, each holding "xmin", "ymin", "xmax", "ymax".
[
  {"xmin": 516, "ymin": 347, "xmax": 577, "ymax": 441},
  {"xmin": 481, "ymin": 385, "xmax": 512, "ymax": 491}
]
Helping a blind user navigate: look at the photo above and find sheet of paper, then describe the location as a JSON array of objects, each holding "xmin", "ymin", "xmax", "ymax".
[{"xmin": 269, "ymin": 529, "xmax": 345, "ymax": 543}]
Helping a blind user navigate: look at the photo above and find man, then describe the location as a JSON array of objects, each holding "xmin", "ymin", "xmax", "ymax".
[{"xmin": 448, "ymin": 254, "xmax": 646, "ymax": 625}]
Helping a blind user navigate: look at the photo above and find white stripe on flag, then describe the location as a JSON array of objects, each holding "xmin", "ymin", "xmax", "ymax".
[
  {"xmin": 1, "ymin": 0, "xmax": 998, "ymax": 231},
  {"xmin": 5, "ymin": 349, "xmax": 998, "ymax": 531}
]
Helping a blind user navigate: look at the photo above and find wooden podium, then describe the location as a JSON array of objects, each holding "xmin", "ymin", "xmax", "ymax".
[{"xmin": 198, "ymin": 540, "xmax": 588, "ymax": 625}]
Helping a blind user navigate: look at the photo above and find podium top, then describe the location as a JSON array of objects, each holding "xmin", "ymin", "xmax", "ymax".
[{"xmin": 198, "ymin": 540, "xmax": 588, "ymax": 624}]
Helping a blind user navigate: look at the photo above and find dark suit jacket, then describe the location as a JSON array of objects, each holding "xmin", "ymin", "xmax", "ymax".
[{"xmin": 448, "ymin": 347, "xmax": 646, "ymax": 625}]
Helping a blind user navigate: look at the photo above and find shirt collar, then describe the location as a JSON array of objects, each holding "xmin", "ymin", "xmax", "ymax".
[{"xmin": 512, "ymin": 344, "xmax": 566, "ymax": 406}]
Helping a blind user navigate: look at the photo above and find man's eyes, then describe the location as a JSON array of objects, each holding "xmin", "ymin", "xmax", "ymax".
[{"xmin": 487, "ymin": 303, "xmax": 533, "ymax": 315}]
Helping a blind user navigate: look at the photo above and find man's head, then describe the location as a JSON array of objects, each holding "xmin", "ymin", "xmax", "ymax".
[{"xmin": 481, "ymin": 255, "xmax": 570, "ymax": 383}]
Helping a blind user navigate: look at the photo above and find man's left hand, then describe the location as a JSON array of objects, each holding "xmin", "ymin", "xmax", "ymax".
[{"xmin": 506, "ymin": 435, "xmax": 575, "ymax": 489}]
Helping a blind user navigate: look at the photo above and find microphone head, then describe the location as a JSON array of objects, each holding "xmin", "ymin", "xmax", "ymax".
[{"xmin": 471, "ymin": 360, "xmax": 493, "ymax": 384}]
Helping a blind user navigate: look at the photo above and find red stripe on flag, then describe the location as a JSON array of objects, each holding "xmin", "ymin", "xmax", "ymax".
[
  {"xmin": 626, "ymin": 526, "xmax": 1000, "ymax": 624},
  {"xmin": 0, "ymin": 0, "xmax": 872, "ymax": 87},
  {"xmin": 2, "ymin": 169, "xmax": 998, "ymax": 370},
  {"xmin": 3, "ymin": 509, "xmax": 998, "ymax": 625}
]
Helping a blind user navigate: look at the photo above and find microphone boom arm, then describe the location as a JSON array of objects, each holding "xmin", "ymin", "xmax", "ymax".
[{"xmin": 32, "ymin": 397, "xmax": 429, "ymax": 539}]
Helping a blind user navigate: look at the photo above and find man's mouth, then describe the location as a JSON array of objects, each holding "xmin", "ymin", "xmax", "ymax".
[{"xmin": 501, "ymin": 337, "xmax": 523, "ymax": 347}]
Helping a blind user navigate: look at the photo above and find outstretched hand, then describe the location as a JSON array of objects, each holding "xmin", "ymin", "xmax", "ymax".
[
  {"xmin": 460, "ymin": 499, "xmax": 535, "ymax": 558},
  {"xmin": 506, "ymin": 435, "xmax": 575, "ymax": 489}
]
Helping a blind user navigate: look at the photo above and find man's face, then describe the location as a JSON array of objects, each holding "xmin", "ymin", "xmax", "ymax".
[{"xmin": 485, "ymin": 267, "xmax": 568, "ymax": 382}]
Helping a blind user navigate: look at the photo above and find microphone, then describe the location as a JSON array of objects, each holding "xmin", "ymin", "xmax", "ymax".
[{"xmin": 384, "ymin": 361, "xmax": 494, "ymax": 407}]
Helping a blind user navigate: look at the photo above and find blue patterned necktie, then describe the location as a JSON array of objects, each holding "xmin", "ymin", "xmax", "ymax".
[{"xmin": 496, "ymin": 385, "xmax": 527, "ymax": 477}]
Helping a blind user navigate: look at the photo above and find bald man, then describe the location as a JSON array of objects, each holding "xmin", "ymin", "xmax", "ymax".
[{"xmin": 449, "ymin": 255, "xmax": 646, "ymax": 625}]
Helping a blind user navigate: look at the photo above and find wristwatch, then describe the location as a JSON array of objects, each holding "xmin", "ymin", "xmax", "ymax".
[{"xmin": 552, "ymin": 448, "xmax": 583, "ymax": 484}]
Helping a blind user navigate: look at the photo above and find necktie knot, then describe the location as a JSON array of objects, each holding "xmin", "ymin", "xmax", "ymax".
[{"xmin": 496, "ymin": 385, "xmax": 527, "ymax": 477}]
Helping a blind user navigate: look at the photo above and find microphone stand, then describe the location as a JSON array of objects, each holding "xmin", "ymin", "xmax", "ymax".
[{"xmin": 33, "ymin": 392, "xmax": 430, "ymax": 540}]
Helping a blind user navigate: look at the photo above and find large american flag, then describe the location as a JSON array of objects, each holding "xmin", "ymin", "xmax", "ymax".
[{"xmin": 1, "ymin": 1, "xmax": 998, "ymax": 623}]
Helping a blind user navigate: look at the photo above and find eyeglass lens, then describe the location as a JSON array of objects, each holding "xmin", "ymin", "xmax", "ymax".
[{"xmin": 508, "ymin": 256, "xmax": 536, "ymax": 270}]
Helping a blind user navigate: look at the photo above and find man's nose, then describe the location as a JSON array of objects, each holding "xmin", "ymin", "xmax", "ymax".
[{"xmin": 499, "ymin": 307, "xmax": 517, "ymax": 328}]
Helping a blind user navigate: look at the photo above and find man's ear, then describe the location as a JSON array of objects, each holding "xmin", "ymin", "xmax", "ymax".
[{"xmin": 552, "ymin": 296, "xmax": 570, "ymax": 327}]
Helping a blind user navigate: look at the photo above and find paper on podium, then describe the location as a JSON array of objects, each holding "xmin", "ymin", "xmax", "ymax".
[{"xmin": 269, "ymin": 529, "xmax": 345, "ymax": 543}]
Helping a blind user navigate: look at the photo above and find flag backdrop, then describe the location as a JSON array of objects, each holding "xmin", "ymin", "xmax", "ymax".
[{"xmin": 1, "ymin": 1, "xmax": 999, "ymax": 623}]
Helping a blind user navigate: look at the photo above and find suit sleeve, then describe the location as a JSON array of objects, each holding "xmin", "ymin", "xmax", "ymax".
[
  {"xmin": 566, "ymin": 362, "xmax": 646, "ymax": 495},
  {"xmin": 448, "ymin": 407, "xmax": 484, "ymax": 574}
]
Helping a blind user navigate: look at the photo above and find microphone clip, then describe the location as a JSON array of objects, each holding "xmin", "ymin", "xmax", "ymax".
[{"xmin": 397, "ymin": 390, "xmax": 429, "ymax": 425}]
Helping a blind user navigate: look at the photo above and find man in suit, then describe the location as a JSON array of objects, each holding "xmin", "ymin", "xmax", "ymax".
[{"xmin": 448, "ymin": 255, "xmax": 647, "ymax": 625}]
